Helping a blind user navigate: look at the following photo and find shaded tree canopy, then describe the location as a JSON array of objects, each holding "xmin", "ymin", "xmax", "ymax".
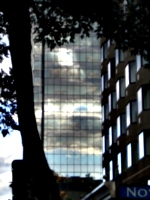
[
  {"xmin": 32, "ymin": 0, "xmax": 150, "ymax": 61},
  {"xmin": 0, "ymin": 19, "xmax": 18, "ymax": 136},
  {"xmin": 0, "ymin": 0, "xmax": 150, "ymax": 60},
  {"xmin": 0, "ymin": 0, "xmax": 149, "ymax": 144},
  {"xmin": 0, "ymin": 69, "xmax": 18, "ymax": 136}
]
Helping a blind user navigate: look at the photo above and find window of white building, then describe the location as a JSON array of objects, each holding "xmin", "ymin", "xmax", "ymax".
[
  {"xmin": 115, "ymin": 49, "xmax": 124, "ymax": 67},
  {"xmin": 109, "ymin": 91, "xmax": 116, "ymax": 112},
  {"xmin": 127, "ymin": 143, "xmax": 132, "ymax": 168},
  {"xmin": 101, "ymin": 42, "xmax": 108, "ymax": 61},
  {"xmin": 137, "ymin": 85, "xmax": 150, "ymax": 114},
  {"xmin": 138, "ymin": 132, "xmax": 144, "ymax": 159},
  {"xmin": 109, "ymin": 127, "xmax": 112, "ymax": 147},
  {"xmin": 116, "ymin": 78, "xmax": 125, "ymax": 101},
  {"xmin": 109, "ymin": 161, "xmax": 113, "ymax": 180},
  {"xmin": 117, "ymin": 114, "xmax": 126, "ymax": 138},
  {"xmin": 126, "ymin": 101, "xmax": 137, "ymax": 127},
  {"xmin": 108, "ymin": 58, "xmax": 115, "ymax": 80},
  {"xmin": 102, "ymin": 135, "xmax": 105, "ymax": 154},
  {"xmin": 136, "ymin": 55, "xmax": 141, "ymax": 72},
  {"xmin": 117, "ymin": 153, "xmax": 122, "ymax": 174}
]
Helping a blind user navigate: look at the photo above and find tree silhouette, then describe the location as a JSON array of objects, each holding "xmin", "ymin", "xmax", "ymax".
[
  {"xmin": 0, "ymin": 21, "xmax": 18, "ymax": 137},
  {"xmin": 0, "ymin": 0, "xmax": 150, "ymax": 200}
]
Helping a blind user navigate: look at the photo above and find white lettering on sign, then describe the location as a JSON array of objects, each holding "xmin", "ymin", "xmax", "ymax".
[
  {"xmin": 126, "ymin": 187, "xmax": 150, "ymax": 198},
  {"xmin": 138, "ymin": 189, "xmax": 147, "ymax": 197},
  {"xmin": 127, "ymin": 187, "xmax": 136, "ymax": 197}
]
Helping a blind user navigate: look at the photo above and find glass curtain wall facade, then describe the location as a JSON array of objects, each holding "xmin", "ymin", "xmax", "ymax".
[{"xmin": 33, "ymin": 34, "xmax": 102, "ymax": 180}]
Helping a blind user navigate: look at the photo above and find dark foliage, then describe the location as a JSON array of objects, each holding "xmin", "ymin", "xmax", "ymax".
[
  {"xmin": 0, "ymin": 13, "xmax": 18, "ymax": 136},
  {"xmin": 31, "ymin": 0, "xmax": 150, "ymax": 61},
  {"xmin": 0, "ymin": 67, "xmax": 18, "ymax": 136},
  {"xmin": 0, "ymin": 0, "xmax": 149, "ymax": 134}
]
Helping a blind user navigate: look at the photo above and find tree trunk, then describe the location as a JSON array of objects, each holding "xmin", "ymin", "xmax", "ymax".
[{"xmin": 6, "ymin": 0, "xmax": 61, "ymax": 199}]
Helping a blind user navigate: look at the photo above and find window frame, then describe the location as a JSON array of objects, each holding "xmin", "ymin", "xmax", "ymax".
[
  {"xmin": 109, "ymin": 91, "xmax": 116, "ymax": 112},
  {"xmin": 126, "ymin": 101, "xmax": 137, "ymax": 127},
  {"xmin": 142, "ymin": 84, "xmax": 150, "ymax": 111},
  {"xmin": 116, "ymin": 77, "xmax": 125, "ymax": 101},
  {"xmin": 117, "ymin": 113, "xmax": 126, "ymax": 137},
  {"xmin": 101, "ymin": 42, "xmax": 108, "ymax": 62},
  {"xmin": 115, "ymin": 49, "xmax": 124, "ymax": 67},
  {"xmin": 108, "ymin": 58, "xmax": 115, "ymax": 80},
  {"xmin": 138, "ymin": 130, "xmax": 150, "ymax": 159},
  {"xmin": 129, "ymin": 61, "xmax": 136, "ymax": 84},
  {"xmin": 127, "ymin": 143, "xmax": 132, "ymax": 168}
]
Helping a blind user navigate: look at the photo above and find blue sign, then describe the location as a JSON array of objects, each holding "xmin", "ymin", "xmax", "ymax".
[{"xmin": 120, "ymin": 186, "xmax": 150, "ymax": 199}]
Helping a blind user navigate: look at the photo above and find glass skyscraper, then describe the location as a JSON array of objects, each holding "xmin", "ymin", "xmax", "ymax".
[{"xmin": 33, "ymin": 34, "xmax": 102, "ymax": 180}]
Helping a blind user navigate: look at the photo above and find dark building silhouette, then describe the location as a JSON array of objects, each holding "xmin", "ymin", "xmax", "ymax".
[
  {"xmin": 101, "ymin": 37, "xmax": 150, "ymax": 185},
  {"xmin": 82, "ymin": 37, "xmax": 150, "ymax": 200}
]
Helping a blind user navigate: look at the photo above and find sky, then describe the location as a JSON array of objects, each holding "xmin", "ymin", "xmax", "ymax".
[
  {"xmin": 0, "ymin": 132, "xmax": 23, "ymax": 200},
  {"xmin": 0, "ymin": 34, "xmax": 23, "ymax": 200}
]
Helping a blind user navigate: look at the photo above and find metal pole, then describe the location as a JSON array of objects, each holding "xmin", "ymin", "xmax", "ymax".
[{"xmin": 41, "ymin": 38, "xmax": 45, "ymax": 147}]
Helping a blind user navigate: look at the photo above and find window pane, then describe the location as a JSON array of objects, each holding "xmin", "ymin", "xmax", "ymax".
[
  {"xmin": 112, "ymin": 92, "xmax": 116, "ymax": 109},
  {"xmin": 125, "ymin": 64, "xmax": 129, "ymax": 88},
  {"xmin": 34, "ymin": 77, "xmax": 41, "ymax": 86},
  {"xmin": 110, "ymin": 58, "xmax": 115, "ymax": 78},
  {"xmin": 101, "ymin": 47, "xmax": 103, "ymax": 63},
  {"xmin": 105, "ymin": 104, "xmax": 109, "ymax": 120},
  {"xmin": 145, "ymin": 130, "xmax": 150, "ymax": 155},
  {"xmin": 102, "ymin": 136, "xmax": 105, "ymax": 154},
  {"xmin": 116, "ymin": 80, "xmax": 119, "ymax": 101},
  {"xmin": 136, "ymin": 55, "xmax": 141, "ymax": 71},
  {"xmin": 142, "ymin": 56, "xmax": 148, "ymax": 66},
  {"xmin": 137, "ymin": 88, "xmax": 142, "ymax": 114},
  {"xmin": 126, "ymin": 103, "xmax": 130, "ymax": 127},
  {"xmin": 117, "ymin": 153, "xmax": 122, "ymax": 174},
  {"xmin": 121, "ymin": 114, "xmax": 126, "ymax": 134},
  {"xmin": 115, "ymin": 49, "xmax": 119, "ymax": 66},
  {"xmin": 81, "ymin": 86, "xmax": 86, "ymax": 95},
  {"xmin": 131, "ymin": 101, "xmax": 137, "ymax": 123},
  {"xmin": 80, "ymin": 53, "xmax": 86, "ymax": 62},
  {"xmin": 107, "ymin": 39, "xmax": 110, "ymax": 48},
  {"xmin": 73, "ymin": 53, "xmax": 79, "ymax": 62},
  {"xmin": 102, "ymin": 168, "xmax": 106, "ymax": 182},
  {"xmin": 120, "ymin": 78, "xmax": 125, "ymax": 97},
  {"xmin": 122, "ymin": 150, "xmax": 127, "ymax": 172},
  {"xmin": 108, "ymin": 58, "xmax": 115, "ymax": 80},
  {"xmin": 104, "ymin": 73, "xmax": 108, "ymax": 89},
  {"xmin": 105, "ymin": 133, "xmax": 109, "ymax": 151},
  {"xmin": 92, "ymin": 53, "xmax": 100, "ymax": 62},
  {"xmin": 103, "ymin": 43, "xmax": 107, "ymax": 59},
  {"xmin": 112, "ymin": 126, "xmax": 117, "ymax": 143},
  {"xmin": 34, "ymin": 45, "xmax": 42, "ymax": 54},
  {"xmin": 109, "ymin": 161, "xmax": 113, "ymax": 180},
  {"xmin": 143, "ymin": 86, "xmax": 150, "ymax": 110},
  {"xmin": 34, "ymin": 61, "xmax": 41, "ymax": 70},
  {"xmin": 109, "ymin": 127, "xmax": 112, "ymax": 147},
  {"xmin": 138, "ymin": 132, "xmax": 144, "ymax": 159},
  {"xmin": 127, "ymin": 143, "xmax": 132, "ymax": 168},
  {"xmin": 74, "ymin": 86, "xmax": 80, "ymax": 95},
  {"xmin": 117, "ymin": 116, "xmax": 121, "ymax": 138},
  {"xmin": 108, "ymin": 62, "xmax": 111, "ymax": 80},
  {"xmin": 102, "ymin": 106, "xmax": 104, "ymax": 122},
  {"xmin": 109, "ymin": 94, "xmax": 111, "ymax": 112},
  {"xmin": 101, "ymin": 75, "xmax": 104, "ymax": 92},
  {"xmin": 130, "ymin": 61, "xmax": 136, "ymax": 83},
  {"xmin": 132, "ymin": 142, "xmax": 138, "ymax": 164},
  {"xmin": 119, "ymin": 49, "xmax": 124, "ymax": 62}
]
